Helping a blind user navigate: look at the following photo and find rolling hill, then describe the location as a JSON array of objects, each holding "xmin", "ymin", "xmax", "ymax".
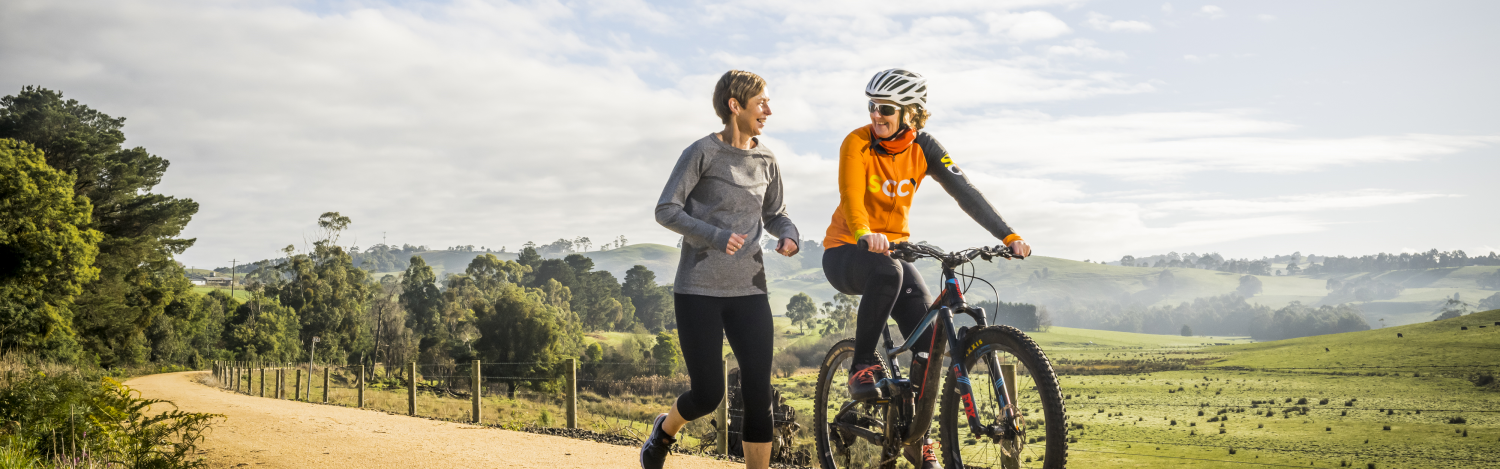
[
  {"xmin": 387, "ymin": 244, "xmax": 1497, "ymax": 325},
  {"xmin": 1207, "ymin": 308, "xmax": 1500, "ymax": 370}
]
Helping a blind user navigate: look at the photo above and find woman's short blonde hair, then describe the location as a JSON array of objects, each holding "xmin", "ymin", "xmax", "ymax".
[
  {"xmin": 713, "ymin": 70, "xmax": 767, "ymax": 125},
  {"xmin": 903, "ymin": 104, "xmax": 931, "ymax": 130}
]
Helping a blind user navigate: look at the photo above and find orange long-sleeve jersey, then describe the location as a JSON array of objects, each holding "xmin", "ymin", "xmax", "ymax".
[{"xmin": 823, "ymin": 125, "xmax": 1021, "ymax": 249}]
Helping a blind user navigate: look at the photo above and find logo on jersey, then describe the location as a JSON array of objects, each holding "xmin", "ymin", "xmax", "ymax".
[
  {"xmin": 867, "ymin": 175, "xmax": 916, "ymax": 197},
  {"xmin": 940, "ymin": 155, "xmax": 962, "ymax": 175}
]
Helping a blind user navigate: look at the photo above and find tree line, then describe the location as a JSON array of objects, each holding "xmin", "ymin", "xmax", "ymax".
[
  {"xmin": 1116, "ymin": 249, "xmax": 1500, "ymax": 276},
  {"xmin": 0, "ymin": 87, "xmax": 685, "ymax": 386},
  {"xmin": 1052, "ymin": 293, "xmax": 1370, "ymax": 341}
]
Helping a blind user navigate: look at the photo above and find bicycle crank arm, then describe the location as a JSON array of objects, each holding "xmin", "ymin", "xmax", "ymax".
[{"xmin": 829, "ymin": 421, "xmax": 886, "ymax": 446}]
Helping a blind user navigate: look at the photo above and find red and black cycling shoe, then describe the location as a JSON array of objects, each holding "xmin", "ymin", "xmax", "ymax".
[
  {"xmin": 847, "ymin": 362, "xmax": 885, "ymax": 401},
  {"xmin": 904, "ymin": 439, "xmax": 942, "ymax": 469}
]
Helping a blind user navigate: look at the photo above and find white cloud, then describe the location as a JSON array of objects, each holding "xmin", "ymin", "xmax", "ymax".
[
  {"xmin": 1257, "ymin": 14, "xmax": 1277, "ymax": 22},
  {"xmin": 1200, "ymin": 5, "xmax": 1227, "ymax": 19},
  {"xmin": 1162, "ymin": 3, "xmax": 1175, "ymax": 14},
  {"xmin": 1149, "ymin": 190, "xmax": 1456, "ymax": 215},
  {"xmin": 982, "ymin": 11, "xmax": 1073, "ymax": 42},
  {"xmin": 580, "ymin": 0, "xmax": 676, "ymax": 32},
  {"xmin": 2, "ymin": 0, "xmax": 1490, "ymax": 267},
  {"xmin": 902, "ymin": 172, "xmax": 1334, "ymax": 261},
  {"xmin": 1044, "ymin": 39, "xmax": 1128, "ymax": 60},
  {"xmin": 1083, "ymin": 12, "xmax": 1154, "ymax": 32},
  {"xmin": 937, "ymin": 111, "xmax": 1500, "ymax": 179}
]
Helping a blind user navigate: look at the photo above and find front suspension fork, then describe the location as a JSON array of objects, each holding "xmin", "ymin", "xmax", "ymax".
[{"xmin": 943, "ymin": 310, "xmax": 1017, "ymax": 438}]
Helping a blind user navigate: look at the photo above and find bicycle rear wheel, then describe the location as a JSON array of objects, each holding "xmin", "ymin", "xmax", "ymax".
[
  {"xmin": 939, "ymin": 325, "xmax": 1067, "ymax": 468},
  {"xmin": 814, "ymin": 339, "xmax": 895, "ymax": 469}
]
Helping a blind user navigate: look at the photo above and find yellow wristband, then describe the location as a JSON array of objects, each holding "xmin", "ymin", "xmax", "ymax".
[{"xmin": 1001, "ymin": 234, "xmax": 1023, "ymax": 245}]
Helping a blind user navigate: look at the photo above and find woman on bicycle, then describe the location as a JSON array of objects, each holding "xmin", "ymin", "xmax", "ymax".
[
  {"xmin": 821, "ymin": 68, "xmax": 1031, "ymax": 469},
  {"xmin": 641, "ymin": 70, "xmax": 801, "ymax": 469}
]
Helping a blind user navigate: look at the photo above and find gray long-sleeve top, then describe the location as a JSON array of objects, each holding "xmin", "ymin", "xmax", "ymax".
[{"xmin": 655, "ymin": 133, "xmax": 800, "ymax": 297}]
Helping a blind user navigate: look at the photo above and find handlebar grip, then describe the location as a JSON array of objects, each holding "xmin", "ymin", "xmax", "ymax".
[{"xmin": 857, "ymin": 238, "xmax": 868, "ymax": 251}]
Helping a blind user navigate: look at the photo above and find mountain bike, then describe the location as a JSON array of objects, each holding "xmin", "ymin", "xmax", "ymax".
[{"xmin": 813, "ymin": 242, "xmax": 1068, "ymax": 468}]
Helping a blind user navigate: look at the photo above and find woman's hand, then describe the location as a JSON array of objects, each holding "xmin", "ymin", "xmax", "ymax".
[
  {"xmin": 726, "ymin": 233, "xmax": 747, "ymax": 255},
  {"xmin": 1009, "ymin": 239, "xmax": 1031, "ymax": 258},
  {"xmin": 776, "ymin": 238, "xmax": 799, "ymax": 257},
  {"xmin": 860, "ymin": 233, "xmax": 889, "ymax": 253}
]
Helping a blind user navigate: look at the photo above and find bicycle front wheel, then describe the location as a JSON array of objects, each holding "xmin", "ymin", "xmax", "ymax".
[{"xmin": 939, "ymin": 325, "xmax": 1067, "ymax": 468}]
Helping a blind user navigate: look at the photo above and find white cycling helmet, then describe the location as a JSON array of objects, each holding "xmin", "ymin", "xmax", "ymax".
[{"xmin": 865, "ymin": 68, "xmax": 927, "ymax": 109}]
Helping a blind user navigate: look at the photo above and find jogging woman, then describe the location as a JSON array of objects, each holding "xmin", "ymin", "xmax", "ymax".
[
  {"xmin": 821, "ymin": 68, "xmax": 1031, "ymax": 469},
  {"xmin": 641, "ymin": 70, "xmax": 800, "ymax": 469}
]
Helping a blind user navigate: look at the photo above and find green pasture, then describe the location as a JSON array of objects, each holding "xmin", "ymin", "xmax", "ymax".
[
  {"xmin": 761, "ymin": 310, "xmax": 1499, "ymax": 468},
  {"xmin": 191, "ymin": 285, "xmax": 251, "ymax": 300}
]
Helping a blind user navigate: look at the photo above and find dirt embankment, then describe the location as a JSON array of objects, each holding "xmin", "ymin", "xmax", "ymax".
[{"xmin": 125, "ymin": 372, "xmax": 738, "ymax": 468}]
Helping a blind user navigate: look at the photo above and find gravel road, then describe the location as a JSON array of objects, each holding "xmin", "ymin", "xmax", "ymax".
[{"xmin": 125, "ymin": 372, "xmax": 740, "ymax": 468}]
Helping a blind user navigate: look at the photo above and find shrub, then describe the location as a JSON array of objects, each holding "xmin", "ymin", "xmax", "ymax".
[
  {"xmin": 772, "ymin": 352, "xmax": 800, "ymax": 379},
  {"xmin": 1469, "ymin": 371, "xmax": 1497, "ymax": 390},
  {"xmin": 1448, "ymin": 416, "xmax": 1467, "ymax": 424},
  {"xmin": 0, "ymin": 358, "xmax": 221, "ymax": 468}
]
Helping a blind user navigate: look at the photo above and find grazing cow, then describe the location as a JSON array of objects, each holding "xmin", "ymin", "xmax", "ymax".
[{"xmin": 1397, "ymin": 333, "xmax": 1404, "ymax": 338}]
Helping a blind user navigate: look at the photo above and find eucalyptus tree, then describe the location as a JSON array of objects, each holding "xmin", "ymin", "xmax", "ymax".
[{"xmin": 1, "ymin": 87, "xmax": 199, "ymax": 366}]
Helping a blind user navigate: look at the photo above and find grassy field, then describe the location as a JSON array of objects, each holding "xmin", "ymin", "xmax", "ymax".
[
  {"xmin": 1036, "ymin": 309, "xmax": 1500, "ymax": 468},
  {"xmin": 765, "ymin": 311, "xmax": 1499, "ymax": 468},
  {"xmin": 209, "ymin": 308, "xmax": 1499, "ymax": 467},
  {"xmin": 192, "ymin": 285, "xmax": 252, "ymax": 300}
]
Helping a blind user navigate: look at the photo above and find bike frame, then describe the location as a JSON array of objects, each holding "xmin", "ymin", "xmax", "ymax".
[{"xmin": 873, "ymin": 261, "xmax": 1017, "ymax": 443}]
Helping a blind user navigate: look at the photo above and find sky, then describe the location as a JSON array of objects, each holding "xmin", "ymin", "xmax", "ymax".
[{"xmin": 2, "ymin": 0, "xmax": 1496, "ymax": 269}]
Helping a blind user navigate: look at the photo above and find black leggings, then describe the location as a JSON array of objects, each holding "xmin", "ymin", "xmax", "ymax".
[
  {"xmin": 822, "ymin": 244, "xmax": 935, "ymax": 367},
  {"xmin": 672, "ymin": 293, "xmax": 774, "ymax": 443}
]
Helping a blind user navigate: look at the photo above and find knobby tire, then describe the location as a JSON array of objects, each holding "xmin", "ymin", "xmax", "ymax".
[{"xmin": 939, "ymin": 325, "xmax": 1068, "ymax": 468}]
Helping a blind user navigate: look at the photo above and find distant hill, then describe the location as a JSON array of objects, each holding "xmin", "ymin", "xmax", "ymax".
[
  {"xmin": 1206, "ymin": 308, "xmax": 1500, "ymax": 369},
  {"xmin": 405, "ymin": 244, "xmax": 679, "ymax": 282},
  {"xmin": 388, "ymin": 244, "xmax": 1498, "ymax": 324}
]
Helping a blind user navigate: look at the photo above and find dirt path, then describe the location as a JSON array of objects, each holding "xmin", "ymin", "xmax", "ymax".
[{"xmin": 126, "ymin": 372, "xmax": 738, "ymax": 469}]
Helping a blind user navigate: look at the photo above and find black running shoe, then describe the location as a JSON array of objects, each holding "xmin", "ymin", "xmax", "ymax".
[
  {"xmin": 847, "ymin": 362, "xmax": 884, "ymax": 401},
  {"xmin": 640, "ymin": 413, "xmax": 675, "ymax": 469}
]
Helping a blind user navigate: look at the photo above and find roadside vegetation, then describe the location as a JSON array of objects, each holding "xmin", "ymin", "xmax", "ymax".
[{"xmin": 0, "ymin": 354, "xmax": 220, "ymax": 468}]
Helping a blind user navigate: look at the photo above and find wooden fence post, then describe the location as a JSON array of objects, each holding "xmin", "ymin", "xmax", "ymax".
[
  {"xmin": 295, "ymin": 369, "xmax": 302, "ymax": 401},
  {"xmin": 357, "ymin": 365, "xmax": 365, "ymax": 408},
  {"xmin": 234, "ymin": 364, "xmax": 241, "ymax": 393},
  {"xmin": 716, "ymin": 355, "xmax": 728, "ymax": 455},
  {"xmin": 408, "ymin": 362, "xmax": 417, "ymax": 416},
  {"xmin": 566, "ymin": 358, "xmax": 577, "ymax": 429},
  {"xmin": 1000, "ymin": 363, "xmax": 1020, "ymax": 469},
  {"xmin": 259, "ymin": 368, "xmax": 266, "ymax": 397},
  {"xmin": 472, "ymin": 360, "xmax": 482, "ymax": 424},
  {"xmin": 323, "ymin": 366, "xmax": 329, "ymax": 403}
]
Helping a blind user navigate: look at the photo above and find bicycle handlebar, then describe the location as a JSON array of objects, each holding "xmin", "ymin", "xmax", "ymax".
[{"xmin": 855, "ymin": 239, "xmax": 1021, "ymax": 267}]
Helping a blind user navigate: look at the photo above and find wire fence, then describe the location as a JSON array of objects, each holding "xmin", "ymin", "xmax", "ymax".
[
  {"xmin": 205, "ymin": 358, "xmax": 750, "ymax": 460},
  {"xmin": 204, "ymin": 355, "xmax": 1498, "ymax": 469}
]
